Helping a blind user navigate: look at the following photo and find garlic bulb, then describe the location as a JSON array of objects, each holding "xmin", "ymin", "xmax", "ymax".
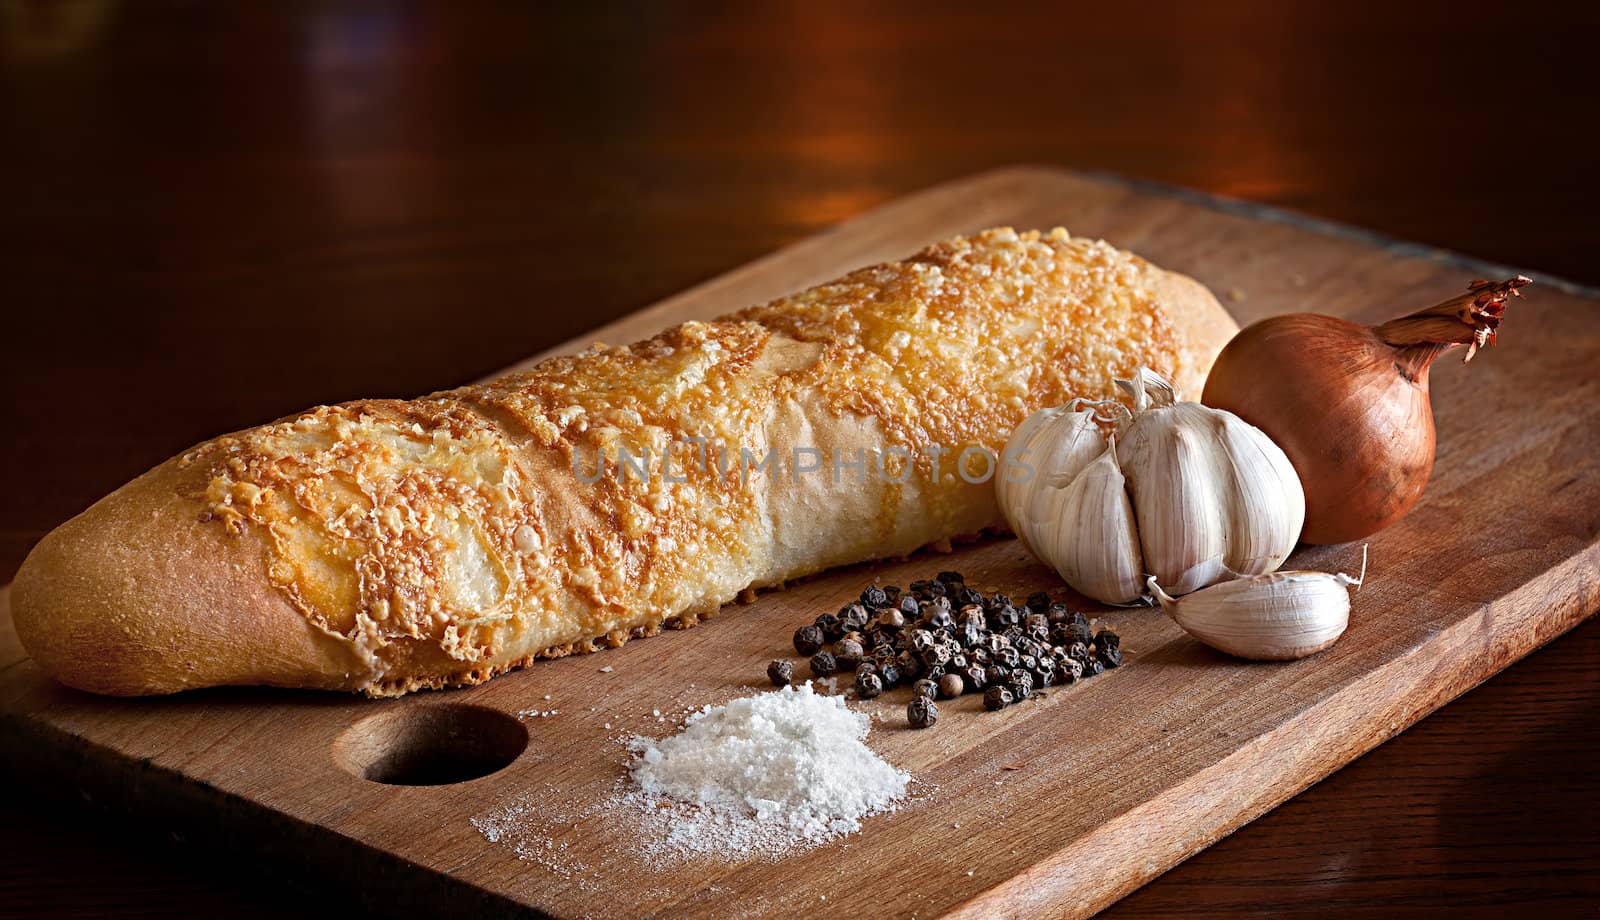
[
  {"xmin": 1148, "ymin": 548, "xmax": 1365, "ymax": 660},
  {"xmin": 997, "ymin": 368, "xmax": 1305, "ymax": 604}
]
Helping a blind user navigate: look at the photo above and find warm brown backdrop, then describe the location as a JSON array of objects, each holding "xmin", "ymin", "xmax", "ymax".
[{"xmin": 2, "ymin": 2, "xmax": 1596, "ymax": 917}]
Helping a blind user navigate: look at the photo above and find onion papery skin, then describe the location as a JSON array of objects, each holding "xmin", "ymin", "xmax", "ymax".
[{"xmin": 1201, "ymin": 314, "xmax": 1436, "ymax": 545}]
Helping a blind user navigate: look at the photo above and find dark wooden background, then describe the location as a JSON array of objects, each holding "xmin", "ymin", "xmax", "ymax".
[{"xmin": 2, "ymin": 2, "xmax": 1597, "ymax": 917}]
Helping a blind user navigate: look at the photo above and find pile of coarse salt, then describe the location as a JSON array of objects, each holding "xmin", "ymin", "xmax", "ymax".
[{"xmin": 617, "ymin": 682, "xmax": 909, "ymax": 862}]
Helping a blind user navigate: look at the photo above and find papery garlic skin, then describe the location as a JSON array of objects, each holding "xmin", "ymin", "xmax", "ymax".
[
  {"xmin": 1049, "ymin": 444, "xmax": 1146, "ymax": 604},
  {"xmin": 1149, "ymin": 570, "xmax": 1356, "ymax": 661},
  {"xmin": 997, "ymin": 404, "xmax": 1106, "ymax": 559},
  {"xmin": 1115, "ymin": 369, "xmax": 1305, "ymax": 595},
  {"xmin": 1213, "ymin": 409, "xmax": 1307, "ymax": 576}
]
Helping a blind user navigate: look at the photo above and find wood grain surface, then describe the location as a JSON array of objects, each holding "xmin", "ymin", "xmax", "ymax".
[
  {"xmin": 3, "ymin": 167, "xmax": 1598, "ymax": 919},
  {"xmin": 3, "ymin": 3, "xmax": 1598, "ymax": 918}
]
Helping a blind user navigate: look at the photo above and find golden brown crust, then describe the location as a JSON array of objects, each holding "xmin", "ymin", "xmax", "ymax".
[
  {"xmin": 11, "ymin": 228, "xmax": 1237, "ymax": 696},
  {"xmin": 13, "ymin": 460, "xmax": 369, "ymax": 695}
]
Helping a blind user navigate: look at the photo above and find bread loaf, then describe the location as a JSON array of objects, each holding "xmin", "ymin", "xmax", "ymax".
[{"xmin": 13, "ymin": 228, "xmax": 1236, "ymax": 696}]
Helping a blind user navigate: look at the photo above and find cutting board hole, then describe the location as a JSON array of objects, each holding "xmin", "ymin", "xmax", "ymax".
[{"xmin": 334, "ymin": 704, "xmax": 527, "ymax": 786}]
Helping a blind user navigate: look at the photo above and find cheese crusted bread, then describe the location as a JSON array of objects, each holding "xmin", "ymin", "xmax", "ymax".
[{"xmin": 13, "ymin": 228, "xmax": 1236, "ymax": 696}]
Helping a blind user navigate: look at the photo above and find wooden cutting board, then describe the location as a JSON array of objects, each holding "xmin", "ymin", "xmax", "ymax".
[{"xmin": 2, "ymin": 167, "xmax": 1597, "ymax": 919}]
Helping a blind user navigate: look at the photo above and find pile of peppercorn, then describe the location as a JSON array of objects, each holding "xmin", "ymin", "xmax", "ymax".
[{"xmin": 766, "ymin": 571, "xmax": 1122, "ymax": 730}]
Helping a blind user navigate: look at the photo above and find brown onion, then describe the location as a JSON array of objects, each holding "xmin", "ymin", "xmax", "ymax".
[{"xmin": 1201, "ymin": 276, "xmax": 1530, "ymax": 544}]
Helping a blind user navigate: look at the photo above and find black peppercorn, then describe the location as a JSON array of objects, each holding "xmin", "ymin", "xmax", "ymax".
[
  {"xmin": 996, "ymin": 646, "xmax": 1021, "ymax": 669},
  {"xmin": 912, "ymin": 678, "xmax": 938, "ymax": 699},
  {"xmin": 1065, "ymin": 641, "xmax": 1090, "ymax": 663},
  {"xmin": 937, "ymin": 570, "xmax": 965, "ymax": 586},
  {"xmin": 983, "ymin": 685, "xmax": 1013, "ymax": 711},
  {"xmin": 1008, "ymin": 670, "xmax": 1034, "ymax": 700},
  {"xmin": 855, "ymin": 670, "xmax": 884, "ymax": 699},
  {"xmin": 926, "ymin": 580, "xmax": 948, "ymax": 597},
  {"xmin": 877, "ymin": 662, "xmax": 902, "ymax": 686},
  {"xmin": 767, "ymin": 659, "xmax": 794, "ymax": 687},
  {"xmin": 809, "ymin": 650, "xmax": 838, "ymax": 677},
  {"xmin": 991, "ymin": 604, "xmax": 1021, "ymax": 629},
  {"xmin": 1046, "ymin": 602, "xmax": 1073, "ymax": 625},
  {"xmin": 835, "ymin": 638, "xmax": 865, "ymax": 671},
  {"xmin": 883, "ymin": 585, "xmax": 902, "ymax": 604},
  {"xmin": 793, "ymin": 625, "xmax": 825, "ymax": 656},
  {"xmin": 897, "ymin": 650, "xmax": 924, "ymax": 679},
  {"xmin": 898, "ymin": 594, "xmax": 921, "ymax": 616},
  {"xmin": 958, "ymin": 586, "xmax": 985, "ymax": 607},
  {"xmin": 1060, "ymin": 658, "xmax": 1084, "ymax": 683},
  {"xmin": 861, "ymin": 585, "xmax": 889, "ymax": 607},
  {"xmin": 1083, "ymin": 658, "xmax": 1106, "ymax": 677},
  {"xmin": 1023, "ymin": 613, "xmax": 1050, "ymax": 641},
  {"xmin": 1094, "ymin": 629, "xmax": 1121, "ymax": 657},
  {"xmin": 908, "ymin": 696, "xmax": 939, "ymax": 729},
  {"xmin": 839, "ymin": 603, "xmax": 870, "ymax": 631},
  {"xmin": 962, "ymin": 664, "xmax": 988, "ymax": 691},
  {"xmin": 814, "ymin": 612, "xmax": 843, "ymax": 640},
  {"xmin": 1026, "ymin": 591, "xmax": 1052, "ymax": 612},
  {"xmin": 937, "ymin": 672, "xmax": 965, "ymax": 699},
  {"xmin": 984, "ymin": 664, "xmax": 1010, "ymax": 687},
  {"xmin": 1098, "ymin": 644, "xmax": 1123, "ymax": 668},
  {"xmin": 877, "ymin": 609, "xmax": 906, "ymax": 632},
  {"xmin": 858, "ymin": 660, "xmax": 879, "ymax": 677}
]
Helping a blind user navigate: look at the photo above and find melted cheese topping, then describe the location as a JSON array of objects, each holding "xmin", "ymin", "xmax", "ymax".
[{"xmin": 188, "ymin": 228, "xmax": 1195, "ymax": 692}]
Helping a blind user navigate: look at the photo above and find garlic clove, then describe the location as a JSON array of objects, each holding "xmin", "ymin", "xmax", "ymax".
[
  {"xmin": 998, "ymin": 405, "xmax": 1105, "ymax": 558},
  {"xmin": 1117, "ymin": 402, "xmax": 1228, "ymax": 595},
  {"xmin": 994, "ymin": 405, "xmax": 1057, "ymax": 523},
  {"xmin": 1148, "ymin": 566, "xmax": 1358, "ymax": 661},
  {"xmin": 997, "ymin": 406, "xmax": 1059, "ymax": 557},
  {"xmin": 1031, "ymin": 407, "xmax": 1107, "ymax": 488},
  {"xmin": 1214, "ymin": 410, "xmax": 1306, "ymax": 576},
  {"xmin": 1049, "ymin": 444, "xmax": 1146, "ymax": 604}
]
